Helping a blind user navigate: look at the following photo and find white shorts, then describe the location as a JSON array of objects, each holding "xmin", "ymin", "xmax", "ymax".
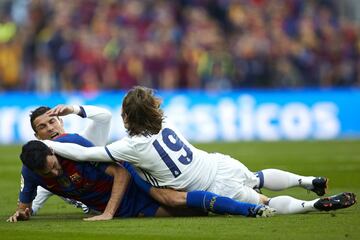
[{"xmin": 207, "ymin": 153, "xmax": 261, "ymax": 204}]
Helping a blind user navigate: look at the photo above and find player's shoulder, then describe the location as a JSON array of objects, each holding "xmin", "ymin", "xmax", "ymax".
[
  {"xmin": 161, "ymin": 119, "xmax": 179, "ymax": 132},
  {"xmin": 130, "ymin": 120, "xmax": 178, "ymax": 143},
  {"xmin": 161, "ymin": 120, "xmax": 185, "ymax": 137},
  {"xmin": 21, "ymin": 165, "xmax": 38, "ymax": 181},
  {"xmin": 21, "ymin": 165, "xmax": 32, "ymax": 175},
  {"xmin": 55, "ymin": 133, "xmax": 94, "ymax": 147}
]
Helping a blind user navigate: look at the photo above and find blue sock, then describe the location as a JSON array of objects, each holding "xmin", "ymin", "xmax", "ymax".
[{"xmin": 186, "ymin": 191, "xmax": 258, "ymax": 216}]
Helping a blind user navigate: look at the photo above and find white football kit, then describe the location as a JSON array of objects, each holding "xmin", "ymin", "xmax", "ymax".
[
  {"xmin": 31, "ymin": 105, "xmax": 112, "ymax": 214},
  {"xmin": 45, "ymin": 120, "xmax": 261, "ymax": 204}
]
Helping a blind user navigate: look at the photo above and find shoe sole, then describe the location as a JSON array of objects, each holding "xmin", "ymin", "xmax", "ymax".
[
  {"xmin": 313, "ymin": 178, "xmax": 329, "ymax": 196},
  {"xmin": 317, "ymin": 192, "xmax": 356, "ymax": 211}
]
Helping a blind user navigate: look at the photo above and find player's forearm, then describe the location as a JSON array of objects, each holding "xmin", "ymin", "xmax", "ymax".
[
  {"xmin": 103, "ymin": 166, "xmax": 131, "ymax": 218},
  {"xmin": 80, "ymin": 105, "xmax": 112, "ymax": 123},
  {"xmin": 43, "ymin": 140, "xmax": 112, "ymax": 162},
  {"xmin": 79, "ymin": 105, "xmax": 112, "ymax": 146}
]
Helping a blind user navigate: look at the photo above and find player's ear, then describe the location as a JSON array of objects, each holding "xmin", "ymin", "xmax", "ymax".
[
  {"xmin": 59, "ymin": 117, "xmax": 64, "ymax": 126},
  {"xmin": 34, "ymin": 133, "xmax": 41, "ymax": 140}
]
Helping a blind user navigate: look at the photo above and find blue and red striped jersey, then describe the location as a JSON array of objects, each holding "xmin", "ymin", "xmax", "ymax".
[{"xmin": 20, "ymin": 133, "xmax": 159, "ymax": 217}]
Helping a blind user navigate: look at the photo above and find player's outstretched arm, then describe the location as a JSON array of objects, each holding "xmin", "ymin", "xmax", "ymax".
[
  {"xmin": 48, "ymin": 105, "xmax": 112, "ymax": 146},
  {"xmin": 7, "ymin": 202, "xmax": 31, "ymax": 223},
  {"xmin": 84, "ymin": 164, "xmax": 131, "ymax": 221},
  {"xmin": 42, "ymin": 140, "xmax": 113, "ymax": 162}
]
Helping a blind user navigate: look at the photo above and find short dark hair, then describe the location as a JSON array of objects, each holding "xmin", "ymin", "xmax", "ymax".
[
  {"xmin": 20, "ymin": 140, "xmax": 52, "ymax": 171},
  {"xmin": 122, "ymin": 86, "xmax": 164, "ymax": 136},
  {"xmin": 30, "ymin": 106, "xmax": 51, "ymax": 132}
]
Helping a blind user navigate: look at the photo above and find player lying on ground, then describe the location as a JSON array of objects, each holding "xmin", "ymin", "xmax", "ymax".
[
  {"xmin": 28, "ymin": 104, "xmax": 113, "ymax": 215},
  {"xmin": 19, "ymin": 105, "xmax": 273, "ymax": 220},
  {"xmin": 43, "ymin": 86, "xmax": 357, "ymax": 215},
  {"xmin": 7, "ymin": 136, "xmax": 274, "ymax": 223}
]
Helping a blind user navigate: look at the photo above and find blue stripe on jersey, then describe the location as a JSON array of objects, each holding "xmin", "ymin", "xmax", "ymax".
[
  {"xmin": 19, "ymin": 133, "xmax": 160, "ymax": 217},
  {"xmin": 104, "ymin": 146, "xmax": 118, "ymax": 162},
  {"xmin": 78, "ymin": 106, "xmax": 87, "ymax": 118}
]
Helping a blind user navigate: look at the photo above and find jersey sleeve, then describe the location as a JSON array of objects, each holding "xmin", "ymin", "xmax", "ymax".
[
  {"xmin": 19, "ymin": 167, "xmax": 39, "ymax": 204},
  {"xmin": 77, "ymin": 105, "xmax": 112, "ymax": 146},
  {"xmin": 31, "ymin": 187, "xmax": 54, "ymax": 215},
  {"xmin": 105, "ymin": 138, "xmax": 140, "ymax": 164},
  {"xmin": 43, "ymin": 140, "xmax": 113, "ymax": 163}
]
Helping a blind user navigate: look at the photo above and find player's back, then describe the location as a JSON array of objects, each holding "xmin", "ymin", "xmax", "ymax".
[{"xmin": 109, "ymin": 121, "xmax": 218, "ymax": 191}]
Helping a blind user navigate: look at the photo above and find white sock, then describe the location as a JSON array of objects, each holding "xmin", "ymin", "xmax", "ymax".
[
  {"xmin": 261, "ymin": 169, "xmax": 315, "ymax": 190},
  {"xmin": 268, "ymin": 196, "xmax": 319, "ymax": 214}
]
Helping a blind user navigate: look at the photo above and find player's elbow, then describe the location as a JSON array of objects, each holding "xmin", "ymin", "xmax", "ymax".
[{"xmin": 102, "ymin": 109, "xmax": 112, "ymax": 122}]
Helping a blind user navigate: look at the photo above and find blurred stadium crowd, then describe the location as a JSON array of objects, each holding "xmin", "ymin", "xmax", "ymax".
[{"xmin": 1, "ymin": 0, "xmax": 360, "ymax": 92}]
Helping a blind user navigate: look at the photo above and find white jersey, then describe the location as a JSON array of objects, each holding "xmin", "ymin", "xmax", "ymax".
[
  {"xmin": 46, "ymin": 121, "xmax": 218, "ymax": 192},
  {"xmin": 106, "ymin": 121, "xmax": 218, "ymax": 191}
]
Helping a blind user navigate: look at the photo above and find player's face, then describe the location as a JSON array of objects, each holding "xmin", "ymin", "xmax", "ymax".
[
  {"xmin": 33, "ymin": 112, "xmax": 65, "ymax": 140},
  {"xmin": 36, "ymin": 154, "xmax": 63, "ymax": 177}
]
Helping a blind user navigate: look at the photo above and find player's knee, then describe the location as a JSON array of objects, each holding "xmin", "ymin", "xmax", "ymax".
[{"xmin": 259, "ymin": 194, "xmax": 270, "ymax": 205}]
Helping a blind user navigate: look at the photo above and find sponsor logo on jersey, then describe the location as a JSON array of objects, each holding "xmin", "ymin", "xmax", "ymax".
[
  {"xmin": 57, "ymin": 176, "xmax": 71, "ymax": 188},
  {"xmin": 70, "ymin": 173, "xmax": 82, "ymax": 184}
]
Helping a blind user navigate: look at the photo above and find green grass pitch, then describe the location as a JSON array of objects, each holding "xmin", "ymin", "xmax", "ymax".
[{"xmin": 0, "ymin": 141, "xmax": 359, "ymax": 240}]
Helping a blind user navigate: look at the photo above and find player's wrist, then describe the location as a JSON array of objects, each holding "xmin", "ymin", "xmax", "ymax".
[
  {"xmin": 72, "ymin": 105, "xmax": 81, "ymax": 115},
  {"xmin": 101, "ymin": 211, "xmax": 114, "ymax": 219}
]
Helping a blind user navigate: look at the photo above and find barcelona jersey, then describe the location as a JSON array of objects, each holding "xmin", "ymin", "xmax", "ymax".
[{"xmin": 19, "ymin": 134, "xmax": 159, "ymax": 217}]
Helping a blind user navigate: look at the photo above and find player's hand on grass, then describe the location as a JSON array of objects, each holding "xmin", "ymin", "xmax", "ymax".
[
  {"xmin": 6, "ymin": 208, "xmax": 31, "ymax": 222},
  {"xmin": 83, "ymin": 213, "xmax": 113, "ymax": 221},
  {"xmin": 47, "ymin": 105, "xmax": 75, "ymax": 117}
]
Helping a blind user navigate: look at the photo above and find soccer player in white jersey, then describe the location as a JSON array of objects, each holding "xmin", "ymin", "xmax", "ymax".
[
  {"xmin": 44, "ymin": 87, "xmax": 356, "ymax": 214},
  {"xmin": 29, "ymin": 104, "xmax": 112, "ymax": 215}
]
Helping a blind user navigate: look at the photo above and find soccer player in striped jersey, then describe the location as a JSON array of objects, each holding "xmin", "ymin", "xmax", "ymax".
[
  {"xmin": 28, "ymin": 104, "xmax": 112, "ymax": 215},
  {"xmin": 44, "ymin": 86, "xmax": 356, "ymax": 215}
]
